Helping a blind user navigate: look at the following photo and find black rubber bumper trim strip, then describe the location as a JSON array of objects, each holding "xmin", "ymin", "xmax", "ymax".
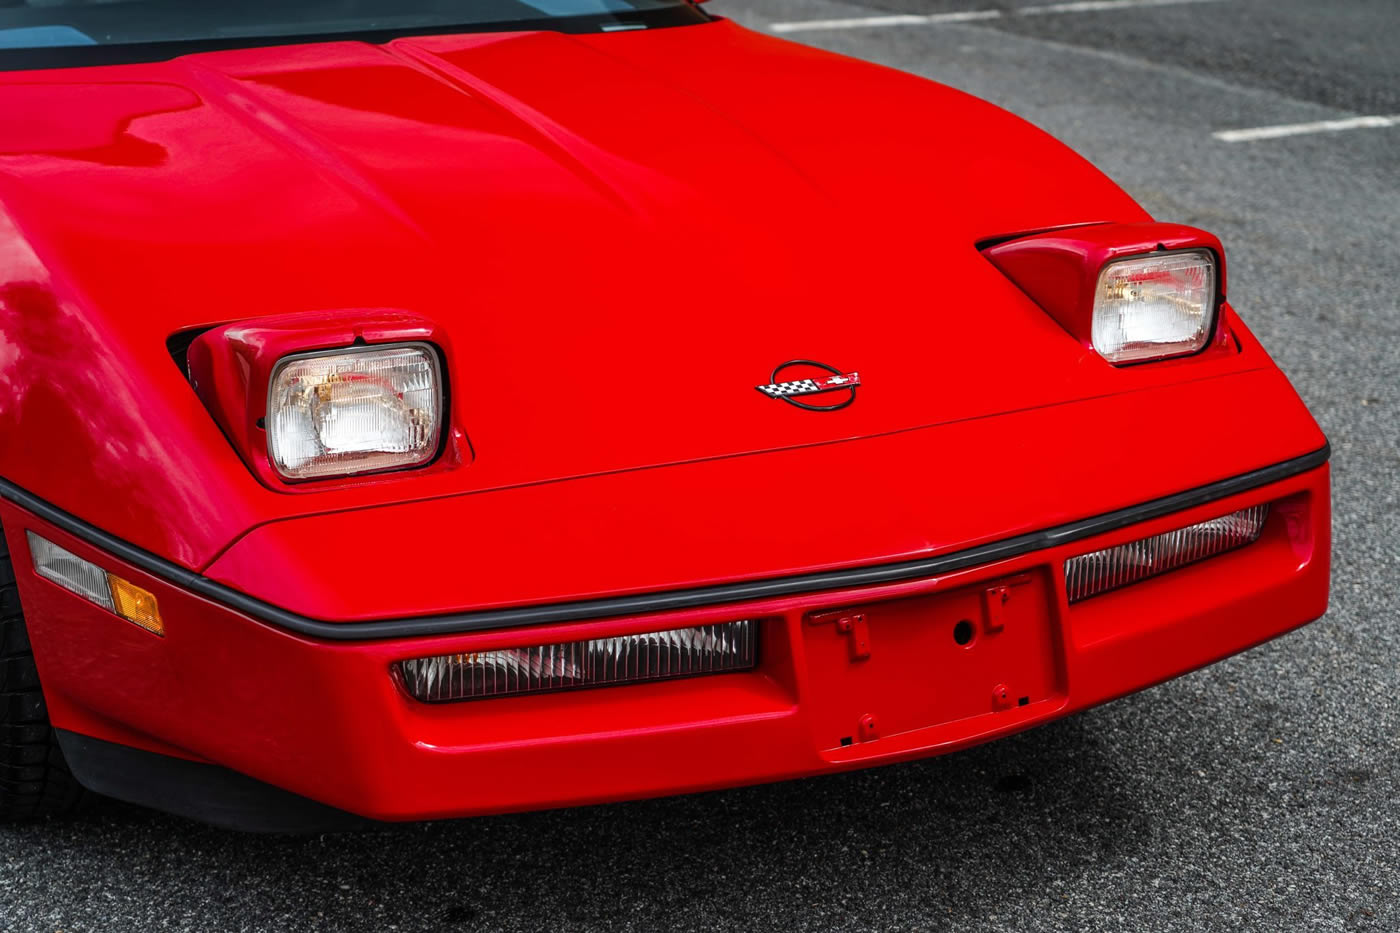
[{"xmin": 0, "ymin": 442, "xmax": 1329, "ymax": 642}]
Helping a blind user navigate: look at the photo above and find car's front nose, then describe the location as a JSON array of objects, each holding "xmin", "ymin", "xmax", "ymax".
[
  {"xmin": 0, "ymin": 362, "xmax": 1330, "ymax": 827},
  {"xmin": 4, "ymin": 455, "xmax": 1328, "ymax": 825}
]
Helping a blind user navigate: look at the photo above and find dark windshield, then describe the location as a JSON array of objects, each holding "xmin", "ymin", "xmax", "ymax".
[{"xmin": 0, "ymin": 0, "xmax": 707, "ymax": 69}]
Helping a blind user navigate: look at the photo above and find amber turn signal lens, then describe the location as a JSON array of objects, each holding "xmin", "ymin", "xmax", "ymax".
[{"xmin": 108, "ymin": 576, "xmax": 164, "ymax": 636}]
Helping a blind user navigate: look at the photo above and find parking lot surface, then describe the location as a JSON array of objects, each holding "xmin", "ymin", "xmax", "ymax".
[{"xmin": 2, "ymin": 1, "xmax": 1397, "ymax": 930}]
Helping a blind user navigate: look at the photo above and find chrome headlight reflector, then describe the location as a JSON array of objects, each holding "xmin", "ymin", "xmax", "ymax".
[
  {"xmin": 266, "ymin": 343, "xmax": 443, "ymax": 481},
  {"xmin": 1091, "ymin": 249, "xmax": 1217, "ymax": 364}
]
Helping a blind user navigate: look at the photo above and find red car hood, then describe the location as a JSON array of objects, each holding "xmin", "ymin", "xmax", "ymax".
[
  {"xmin": 0, "ymin": 20, "xmax": 1149, "ymax": 480},
  {"xmin": 3, "ymin": 19, "xmax": 1292, "ymax": 576}
]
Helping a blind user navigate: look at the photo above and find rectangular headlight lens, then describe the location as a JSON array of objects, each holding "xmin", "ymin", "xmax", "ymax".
[
  {"xmin": 267, "ymin": 343, "xmax": 442, "ymax": 481},
  {"xmin": 397, "ymin": 620, "xmax": 758, "ymax": 702},
  {"xmin": 1092, "ymin": 250, "xmax": 1216, "ymax": 364},
  {"xmin": 1065, "ymin": 505, "xmax": 1269, "ymax": 603}
]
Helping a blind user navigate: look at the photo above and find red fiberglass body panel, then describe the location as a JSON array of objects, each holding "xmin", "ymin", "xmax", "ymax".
[
  {"xmin": 0, "ymin": 19, "xmax": 1164, "ymax": 573},
  {"xmin": 206, "ymin": 357, "xmax": 1323, "ymax": 620},
  {"xmin": 1, "ymin": 461, "xmax": 1330, "ymax": 821},
  {"xmin": 0, "ymin": 13, "xmax": 1334, "ymax": 824}
]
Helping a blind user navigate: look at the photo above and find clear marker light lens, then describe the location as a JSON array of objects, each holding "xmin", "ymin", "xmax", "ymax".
[
  {"xmin": 1064, "ymin": 505, "xmax": 1269, "ymax": 603},
  {"xmin": 398, "ymin": 620, "xmax": 758, "ymax": 702},
  {"xmin": 26, "ymin": 532, "xmax": 114, "ymax": 611},
  {"xmin": 26, "ymin": 532, "xmax": 163, "ymax": 635},
  {"xmin": 1091, "ymin": 250, "xmax": 1217, "ymax": 364},
  {"xmin": 266, "ymin": 343, "xmax": 442, "ymax": 481}
]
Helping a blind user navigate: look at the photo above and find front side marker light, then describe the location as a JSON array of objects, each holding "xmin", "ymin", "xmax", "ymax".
[
  {"xmin": 26, "ymin": 532, "xmax": 164, "ymax": 636},
  {"xmin": 266, "ymin": 343, "xmax": 443, "ymax": 481},
  {"xmin": 1091, "ymin": 250, "xmax": 1217, "ymax": 364}
]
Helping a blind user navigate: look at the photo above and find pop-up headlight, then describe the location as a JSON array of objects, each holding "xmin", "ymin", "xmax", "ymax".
[
  {"xmin": 1091, "ymin": 250, "xmax": 1217, "ymax": 363},
  {"xmin": 185, "ymin": 312, "xmax": 455, "ymax": 488},
  {"xmin": 982, "ymin": 222, "xmax": 1228, "ymax": 366},
  {"xmin": 266, "ymin": 344, "xmax": 442, "ymax": 481}
]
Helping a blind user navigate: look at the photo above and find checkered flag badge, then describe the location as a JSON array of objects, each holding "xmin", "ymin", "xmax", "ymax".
[{"xmin": 757, "ymin": 378, "xmax": 823, "ymax": 398}]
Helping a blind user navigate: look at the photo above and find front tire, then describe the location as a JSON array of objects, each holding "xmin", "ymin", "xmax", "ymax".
[{"xmin": 0, "ymin": 523, "xmax": 86, "ymax": 821}]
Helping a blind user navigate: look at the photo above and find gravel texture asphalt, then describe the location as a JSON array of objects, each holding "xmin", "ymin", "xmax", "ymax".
[{"xmin": 2, "ymin": 1, "xmax": 1397, "ymax": 930}]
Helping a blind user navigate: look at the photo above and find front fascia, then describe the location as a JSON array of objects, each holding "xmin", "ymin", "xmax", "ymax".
[{"xmin": 2, "ymin": 460, "xmax": 1329, "ymax": 821}]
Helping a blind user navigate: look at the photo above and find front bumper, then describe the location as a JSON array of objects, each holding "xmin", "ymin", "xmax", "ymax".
[{"xmin": 2, "ymin": 457, "xmax": 1329, "ymax": 827}]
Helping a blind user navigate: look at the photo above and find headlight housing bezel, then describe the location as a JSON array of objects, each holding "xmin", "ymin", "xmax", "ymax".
[
  {"xmin": 185, "ymin": 310, "xmax": 465, "ymax": 492},
  {"xmin": 982, "ymin": 221, "xmax": 1232, "ymax": 367}
]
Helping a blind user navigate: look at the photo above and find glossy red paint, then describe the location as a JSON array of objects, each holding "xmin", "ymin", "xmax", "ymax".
[
  {"xmin": 1, "ymin": 462, "xmax": 1328, "ymax": 820},
  {"xmin": 983, "ymin": 222, "xmax": 1230, "ymax": 356},
  {"xmin": 0, "ymin": 20, "xmax": 1151, "ymax": 569},
  {"xmin": 0, "ymin": 16, "xmax": 1332, "ymax": 822},
  {"xmin": 205, "ymin": 356, "xmax": 1321, "ymax": 621}
]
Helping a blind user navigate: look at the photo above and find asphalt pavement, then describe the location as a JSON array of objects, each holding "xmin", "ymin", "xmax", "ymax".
[{"xmin": 2, "ymin": 0, "xmax": 1397, "ymax": 930}]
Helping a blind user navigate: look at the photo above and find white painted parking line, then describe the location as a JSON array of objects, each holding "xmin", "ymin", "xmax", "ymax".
[
  {"xmin": 1213, "ymin": 115, "xmax": 1400, "ymax": 143},
  {"xmin": 770, "ymin": 0, "xmax": 1222, "ymax": 34},
  {"xmin": 771, "ymin": 10, "xmax": 1000, "ymax": 33},
  {"xmin": 1020, "ymin": 0, "xmax": 1222, "ymax": 15}
]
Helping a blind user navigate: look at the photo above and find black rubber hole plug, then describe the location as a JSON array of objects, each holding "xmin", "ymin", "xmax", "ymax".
[
  {"xmin": 840, "ymin": 736, "xmax": 853, "ymax": 747},
  {"xmin": 953, "ymin": 620, "xmax": 974, "ymax": 646},
  {"xmin": 1018, "ymin": 696, "xmax": 1030, "ymax": 707}
]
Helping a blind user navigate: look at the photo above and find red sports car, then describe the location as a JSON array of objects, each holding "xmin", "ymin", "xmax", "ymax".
[{"xmin": 0, "ymin": 0, "xmax": 1329, "ymax": 830}]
